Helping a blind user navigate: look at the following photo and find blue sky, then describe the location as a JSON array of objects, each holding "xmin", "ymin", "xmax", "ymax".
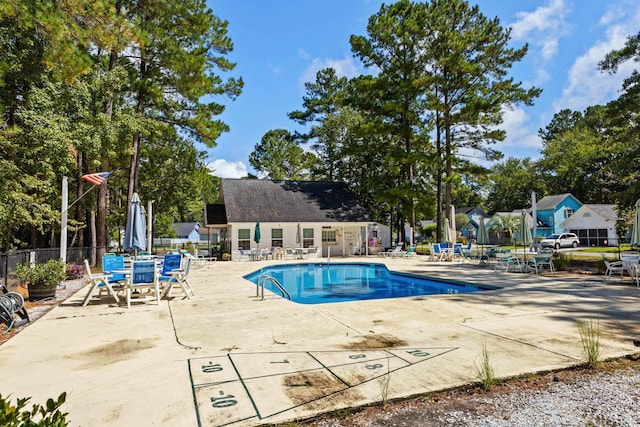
[{"xmin": 205, "ymin": 0, "xmax": 640, "ymax": 178}]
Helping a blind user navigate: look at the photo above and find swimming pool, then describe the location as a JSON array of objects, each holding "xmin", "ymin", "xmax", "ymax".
[{"xmin": 243, "ymin": 263, "xmax": 487, "ymax": 304}]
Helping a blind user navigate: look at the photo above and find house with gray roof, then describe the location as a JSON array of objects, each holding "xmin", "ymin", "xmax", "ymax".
[
  {"xmin": 205, "ymin": 179, "xmax": 384, "ymax": 259},
  {"xmin": 561, "ymin": 204, "xmax": 620, "ymax": 246},
  {"xmin": 154, "ymin": 222, "xmax": 202, "ymax": 247}
]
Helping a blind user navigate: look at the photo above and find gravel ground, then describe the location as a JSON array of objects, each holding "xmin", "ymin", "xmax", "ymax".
[{"xmin": 305, "ymin": 361, "xmax": 640, "ymax": 427}]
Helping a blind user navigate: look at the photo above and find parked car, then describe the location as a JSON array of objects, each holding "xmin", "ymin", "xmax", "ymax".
[{"xmin": 540, "ymin": 233, "xmax": 580, "ymax": 249}]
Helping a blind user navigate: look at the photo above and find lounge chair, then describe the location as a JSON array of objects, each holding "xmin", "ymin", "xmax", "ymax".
[
  {"xmin": 383, "ymin": 244, "xmax": 404, "ymax": 257},
  {"xmin": 402, "ymin": 245, "xmax": 417, "ymax": 257}
]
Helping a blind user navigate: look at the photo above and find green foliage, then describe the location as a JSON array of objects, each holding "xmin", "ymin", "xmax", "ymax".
[
  {"xmin": 0, "ymin": 392, "xmax": 69, "ymax": 426},
  {"xmin": 552, "ymin": 252, "xmax": 571, "ymax": 271},
  {"xmin": 486, "ymin": 158, "xmax": 546, "ymax": 214},
  {"xmin": 474, "ymin": 341, "xmax": 495, "ymax": 391},
  {"xmin": 488, "ymin": 214, "xmax": 519, "ymax": 239},
  {"xmin": 578, "ymin": 318, "xmax": 601, "ymax": 369},
  {"xmin": 249, "ymin": 129, "xmax": 316, "ymax": 180},
  {"xmin": 16, "ymin": 259, "xmax": 66, "ymax": 288}
]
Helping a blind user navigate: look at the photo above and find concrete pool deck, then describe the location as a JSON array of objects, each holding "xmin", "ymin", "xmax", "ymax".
[{"xmin": 1, "ymin": 256, "xmax": 639, "ymax": 426}]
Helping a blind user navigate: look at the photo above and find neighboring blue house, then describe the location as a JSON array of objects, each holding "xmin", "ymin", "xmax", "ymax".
[
  {"xmin": 458, "ymin": 207, "xmax": 490, "ymax": 240},
  {"xmin": 154, "ymin": 222, "xmax": 201, "ymax": 246},
  {"xmin": 173, "ymin": 222, "xmax": 201, "ymax": 243},
  {"xmin": 535, "ymin": 193, "xmax": 583, "ymax": 236}
]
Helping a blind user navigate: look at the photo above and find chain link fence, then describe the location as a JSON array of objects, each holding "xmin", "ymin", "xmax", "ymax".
[{"xmin": 0, "ymin": 247, "xmax": 104, "ymax": 290}]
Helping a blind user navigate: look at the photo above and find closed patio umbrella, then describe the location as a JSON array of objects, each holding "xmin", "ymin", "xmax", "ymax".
[
  {"xmin": 296, "ymin": 222, "xmax": 302, "ymax": 247},
  {"xmin": 519, "ymin": 209, "xmax": 533, "ymax": 261},
  {"xmin": 450, "ymin": 205, "xmax": 456, "ymax": 242},
  {"xmin": 443, "ymin": 217, "xmax": 452, "ymax": 246},
  {"xmin": 123, "ymin": 193, "xmax": 147, "ymax": 258},
  {"xmin": 254, "ymin": 221, "xmax": 261, "ymax": 249},
  {"xmin": 477, "ymin": 217, "xmax": 489, "ymax": 260},
  {"xmin": 631, "ymin": 199, "xmax": 640, "ymax": 248}
]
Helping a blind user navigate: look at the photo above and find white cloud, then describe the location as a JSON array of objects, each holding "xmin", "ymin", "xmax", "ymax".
[
  {"xmin": 297, "ymin": 48, "xmax": 310, "ymax": 60},
  {"xmin": 554, "ymin": 5, "xmax": 640, "ymax": 112},
  {"xmin": 496, "ymin": 107, "xmax": 542, "ymax": 151},
  {"xmin": 511, "ymin": 0, "xmax": 569, "ymax": 41},
  {"xmin": 510, "ymin": 0, "xmax": 570, "ymax": 85},
  {"xmin": 267, "ymin": 61, "xmax": 283, "ymax": 76},
  {"xmin": 298, "ymin": 55, "xmax": 360, "ymax": 90},
  {"xmin": 208, "ymin": 159, "xmax": 248, "ymax": 178}
]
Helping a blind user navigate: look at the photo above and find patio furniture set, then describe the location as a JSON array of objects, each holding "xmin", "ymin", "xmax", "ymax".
[
  {"xmin": 430, "ymin": 242, "xmax": 556, "ymax": 275},
  {"xmin": 82, "ymin": 252, "xmax": 197, "ymax": 308},
  {"xmin": 237, "ymin": 246, "xmax": 319, "ymax": 261}
]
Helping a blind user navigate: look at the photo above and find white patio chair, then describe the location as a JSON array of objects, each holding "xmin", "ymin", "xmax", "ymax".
[
  {"xmin": 126, "ymin": 260, "xmax": 160, "ymax": 308},
  {"xmin": 81, "ymin": 259, "xmax": 121, "ymax": 306},
  {"xmin": 161, "ymin": 257, "xmax": 195, "ymax": 299}
]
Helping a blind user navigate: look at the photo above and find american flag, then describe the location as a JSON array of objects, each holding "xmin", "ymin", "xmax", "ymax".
[{"xmin": 81, "ymin": 172, "xmax": 111, "ymax": 185}]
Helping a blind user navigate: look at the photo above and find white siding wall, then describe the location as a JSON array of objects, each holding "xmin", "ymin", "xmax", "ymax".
[{"xmin": 228, "ymin": 222, "xmax": 377, "ymax": 260}]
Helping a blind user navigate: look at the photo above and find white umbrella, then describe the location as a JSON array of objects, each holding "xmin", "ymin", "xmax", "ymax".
[
  {"xmin": 450, "ymin": 204, "xmax": 456, "ymax": 242},
  {"xmin": 443, "ymin": 218, "xmax": 452, "ymax": 245},
  {"xmin": 296, "ymin": 222, "xmax": 302, "ymax": 248},
  {"xmin": 631, "ymin": 199, "xmax": 640, "ymax": 248}
]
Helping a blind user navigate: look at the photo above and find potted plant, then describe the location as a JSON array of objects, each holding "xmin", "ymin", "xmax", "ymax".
[{"xmin": 16, "ymin": 259, "xmax": 67, "ymax": 301}]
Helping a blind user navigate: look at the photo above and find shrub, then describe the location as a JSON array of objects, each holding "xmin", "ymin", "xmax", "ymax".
[
  {"xmin": 0, "ymin": 392, "xmax": 69, "ymax": 426},
  {"xmin": 16, "ymin": 259, "xmax": 66, "ymax": 288},
  {"xmin": 552, "ymin": 252, "xmax": 571, "ymax": 271},
  {"xmin": 66, "ymin": 264, "xmax": 85, "ymax": 280}
]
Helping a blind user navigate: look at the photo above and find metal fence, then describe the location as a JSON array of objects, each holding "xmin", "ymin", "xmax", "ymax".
[{"xmin": 0, "ymin": 247, "xmax": 100, "ymax": 290}]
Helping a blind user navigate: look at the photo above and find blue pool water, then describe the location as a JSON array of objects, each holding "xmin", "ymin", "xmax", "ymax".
[{"xmin": 244, "ymin": 263, "xmax": 486, "ymax": 304}]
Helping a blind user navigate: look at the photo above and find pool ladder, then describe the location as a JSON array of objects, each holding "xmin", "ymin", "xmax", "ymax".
[{"xmin": 256, "ymin": 274, "xmax": 291, "ymax": 301}]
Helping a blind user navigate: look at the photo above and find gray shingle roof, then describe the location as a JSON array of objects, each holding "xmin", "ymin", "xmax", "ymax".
[
  {"xmin": 206, "ymin": 179, "xmax": 371, "ymax": 224},
  {"xmin": 581, "ymin": 204, "xmax": 618, "ymax": 220},
  {"xmin": 172, "ymin": 222, "xmax": 200, "ymax": 237},
  {"xmin": 536, "ymin": 193, "xmax": 579, "ymax": 210}
]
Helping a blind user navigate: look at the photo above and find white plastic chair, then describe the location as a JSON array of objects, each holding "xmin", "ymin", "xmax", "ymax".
[
  {"xmin": 126, "ymin": 260, "xmax": 160, "ymax": 308},
  {"xmin": 161, "ymin": 257, "xmax": 195, "ymax": 299},
  {"xmin": 82, "ymin": 259, "xmax": 121, "ymax": 306}
]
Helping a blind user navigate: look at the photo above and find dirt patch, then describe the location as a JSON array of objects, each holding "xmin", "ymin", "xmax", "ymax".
[
  {"xmin": 284, "ymin": 371, "xmax": 346, "ymax": 406},
  {"xmin": 70, "ymin": 337, "xmax": 158, "ymax": 368},
  {"xmin": 341, "ymin": 333, "xmax": 407, "ymax": 350}
]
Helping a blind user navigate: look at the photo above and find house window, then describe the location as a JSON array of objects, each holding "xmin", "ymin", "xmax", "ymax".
[
  {"xmin": 565, "ymin": 208, "xmax": 574, "ymax": 218},
  {"xmin": 271, "ymin": 228, "xmax": 283, "ymax": 248},
  {"xmin": 238, "ymin": 228, "xmax": 250, "ymax": 250},
  {"xmin": 303, "ymin": 228, "xmax": 314, "ymax": 248},
  {"xmin": 322, "ymin": 229, "xmax": 337, "ymax": 243}
]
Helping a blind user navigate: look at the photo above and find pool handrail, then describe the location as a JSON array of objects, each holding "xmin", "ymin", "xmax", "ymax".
[{"xmin": 256, "ymin": 274, "xmax": 291, "ymax": 301}]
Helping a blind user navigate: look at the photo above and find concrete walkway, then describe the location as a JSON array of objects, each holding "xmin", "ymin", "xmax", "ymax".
[{"xmin": 1, "ymin": 257, "xmax": 638, "ymax": 426}]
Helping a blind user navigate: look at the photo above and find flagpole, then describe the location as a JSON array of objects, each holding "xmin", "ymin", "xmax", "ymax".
[
  {"xmin": 60, "ymin": 177, "xmax": 68, "ymax": 267},
  {"xmin": 60, "ymin": 172, "xmax": 109, "ymax": 271}
]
